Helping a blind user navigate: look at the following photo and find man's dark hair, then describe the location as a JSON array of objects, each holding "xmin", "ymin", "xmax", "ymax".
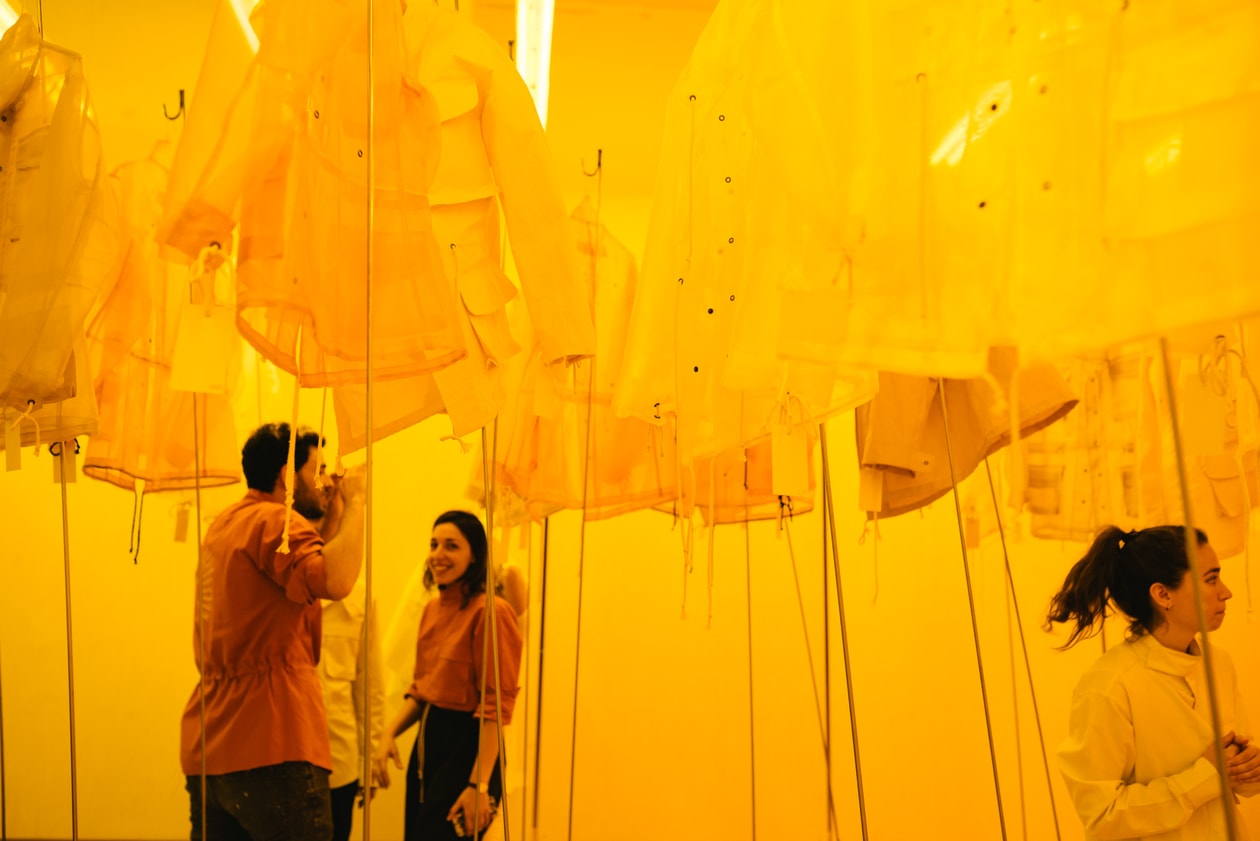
[{"xmin": 240, "ymin": 423, "xmax": 324, "ymax": 492}]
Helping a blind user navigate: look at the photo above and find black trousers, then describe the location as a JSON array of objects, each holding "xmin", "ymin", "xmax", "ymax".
[
  {"xmin": 185, "ymin": 761, "xmax": 332, "ymax": 841},
  {"xmin": 404, "ymin": 704, "xmax": 503, "ymax": 841},
  {"xmin": 330, "ymin": 780, "xmax": 359, "ymax": 841}
]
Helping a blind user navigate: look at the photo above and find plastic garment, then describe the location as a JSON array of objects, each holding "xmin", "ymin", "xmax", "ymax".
[
  {"xmin": 0, "ymin": 15, "xmax": 118, "ymax": 435},
  {"xmin": 82, "ymin": 150, "xmax": 241, "ymax": 492},
  {"xmin": 843, "ymin": 0, "xmax": 1260, "ymax": 365},
  {"xmin": 1136, "ymin": 328, "xmax": 1260, "ymax": 560},
  {"xmin": 158, "ymin": 0, "xmax": 464, "ymax": 387},
  {"xmin": 474, "ymin": 201, "xmax": 676, "ymax": 523},
  {"xmin": 331, "ymin": 4, "xmax": 594, "ymax": 449},
  {"xmin": 1018, "ymin": 326, "xmax": 1260, "ymax": 558},
  {"xmin": 659, "ymin": 435, "xmax": 816, "ymax": 526},
  {"xmin": 1021, "ymin": 353, "xmax": 1145, "ymax": 542},
  {"xmin": 621, "ymin": 0, "xmax": 1260, "ymax": 405},
  {"xmin": 613, "ymin": 0, "xmax": 876, "ymax": 475},
  {"xmin": 855, "ymin": 348, "xmax": 1078, "ymax": 519},
  {"xmin": 1006, "ymin": 0, "xmax": 1260, "ymax": 361}
]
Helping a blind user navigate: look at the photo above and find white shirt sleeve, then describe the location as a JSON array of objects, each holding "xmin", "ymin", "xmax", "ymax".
[{"xmin": 1059, "ymin": 689, "xmax": 1222, "ymax": 838}]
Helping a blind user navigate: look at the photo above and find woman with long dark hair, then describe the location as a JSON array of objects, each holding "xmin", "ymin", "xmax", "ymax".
[
  {"xmin": 1047, "ymin": 525, "xmax": 1260, "ymax": 839},
  {"xmin": 374, "ymin": 511, "xmax": 523, "ymax": 839}
]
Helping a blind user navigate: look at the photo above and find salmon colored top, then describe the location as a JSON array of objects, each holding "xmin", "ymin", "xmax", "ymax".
[
  {"xmin": 405, "ymin": 587, "xmax": 522, "ymax": 725},
  {"xmin": 179, "ymin": 490, "xmax": 332, "ymax": 775}
]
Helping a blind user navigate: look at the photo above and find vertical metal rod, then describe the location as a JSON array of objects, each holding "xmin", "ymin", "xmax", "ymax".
[
  {"xmin": 819, "ymin": 424, "xmax": 869, "ymax": 841},
  {"xmin": 566, "ymin": 164, "xmax": 602, "ymax": 841},
  {"xmin": 1158, "ymin": 337, "xmax": 1237, "ymax": 841},
  {"xmin": 531, "ymin": 518, "xmax": 550, "ymax": 829},
  {"xmin": 983, "ymin": 458, "xmax": 1061, "ymax": 841},
  {"xmin": 565, "ymin": 423, "xmax": 594, "ymax": 840},
  {"xmin": 822, "ymin": 455, "xmax": 832, "ymax": 841},
  {"xmin": 782, "ymin": 520, "xmax": 841, "ymax": 839},
  {"xmin": 938, "ymin": 381, "xmax": 1008, "ymax": 841},
  {"xmin": 475, "ymin": 459, "xmax": 492, "ymax": 838},
  {"xmin": 57, "ymin": 444, "xmax": 78, "ymax": 840},
  {"xmin": 482, "ymin": 421, "xmax": 513, "ymax": 841},
  {"xmin": 0, "ymin": 600, "xmax": 6, "ymax": 840},
  {"xmin": 1006, "ymin": 546, "xmax": 1027, "ymax": 841},
  {"xmin": 744, "ymin": 521, "xmax": 757, "ymax": 841},
  {"xmin": 519, "ymin": 519, "xmax": 534, "ymax": 841},
  {"xmin": 191, "ymin": 390, "xmax": 209, "ymax": 840},
  {"xmin": 359, "ymin": 0, "xmax": 378, "ymax": 835}
]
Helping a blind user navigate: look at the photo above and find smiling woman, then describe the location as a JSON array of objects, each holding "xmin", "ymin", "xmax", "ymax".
[{"xmin": 374, "ymin": 510, "xmax": 524, "ymax": 841}]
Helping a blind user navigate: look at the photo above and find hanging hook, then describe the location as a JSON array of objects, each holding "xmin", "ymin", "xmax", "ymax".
[
  {"xmin": 163, "ymin": 89, "xmax": 185, "ymax": 121},
  {"xmin": 507, "ymin": 39, "xmax": 515, "ymax": 61},
  {"xmin": 582, "ymin": 149, "xmax": 603, "ymax": 178}
]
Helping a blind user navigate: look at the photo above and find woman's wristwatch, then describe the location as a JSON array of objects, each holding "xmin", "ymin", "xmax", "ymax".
[{"xmin": 467, "ymin": 780, "xmax": 489, "ymax": 794}]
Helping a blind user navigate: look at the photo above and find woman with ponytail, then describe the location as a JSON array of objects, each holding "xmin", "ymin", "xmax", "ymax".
[{"xmin": 1048, "ymin": 525, "xmax": 1260, "ymax": 840}]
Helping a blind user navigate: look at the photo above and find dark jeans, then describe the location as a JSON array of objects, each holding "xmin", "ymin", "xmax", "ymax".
[
  {"xmin": 330, "ymin": 780, "xmax": 359, "ymax": 841},
  {"xmin": 186, "ymin": 761, "xmax": 333, "ymax": 841}
]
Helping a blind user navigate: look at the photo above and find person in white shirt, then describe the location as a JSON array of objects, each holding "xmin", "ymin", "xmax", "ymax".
[
  {"xmin": 314, "ymin": 474, "xmax": 385, "ymax": 841},
  {"xmin": 1047, "ymin": 525, "xmax": 1260, "ymax": 840},
  {"xmin": 319, "ymin": 576, "xmax": 385, "ymax": 841}
]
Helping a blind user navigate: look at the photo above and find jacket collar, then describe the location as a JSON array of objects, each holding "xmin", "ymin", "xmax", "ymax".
[
  {"xmin": 0, "ymin": 16, "xmax": 40, "ymax": 114},
  {"xmin": 1134, "ymin": 631, "xmax": 1203, "ymax": 678}
]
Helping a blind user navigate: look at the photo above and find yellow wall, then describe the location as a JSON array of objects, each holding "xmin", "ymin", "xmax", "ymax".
[{"xmin": 4, "ymin": 2, "xmax": 1260, "ymax": 840}]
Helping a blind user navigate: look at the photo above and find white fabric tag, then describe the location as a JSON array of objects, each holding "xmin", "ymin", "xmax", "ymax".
[
  {"xmin": 170, "ymin": 303, "xmax": 236, "ymax": 394},
  {"xmin": 1178, "ymin": 358, "xmax": 1227, "ymax": 458},
  {"xmin": 770, "ymin": 425, "xmax": 811, "ymax": 499},
  {"xmin": 53, "ymin": 443, "xmax": 77, "ymax": 484}
]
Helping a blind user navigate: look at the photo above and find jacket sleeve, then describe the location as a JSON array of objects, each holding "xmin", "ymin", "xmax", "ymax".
[
  {"xmin": 479, "ymin": 53, "xmax": 595, "ymax": 367},
  {"xmin": 1058, "ymin": 689, "xmax": 1223, "ymax": 838},
  {"xmin": 251, "ymin": 508, "xmax": 331, "ymax": 604}
]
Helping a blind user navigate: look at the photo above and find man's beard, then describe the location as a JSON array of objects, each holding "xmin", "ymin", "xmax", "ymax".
[{"xmin": 293, "ymin": 482, "xmax": 326, "ymax": 522}]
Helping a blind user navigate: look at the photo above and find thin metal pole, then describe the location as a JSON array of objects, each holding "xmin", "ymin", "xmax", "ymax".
[
  {"xmin": 1159, "ymin": 337, "xmax": 1237, "ymax": 841},
  {"xmin": 0, "ymin": 600, "xmax": 6, "ymax": 841},
  {"xmin": 823, "ymin": 476, "xmax": 832, "ymax": 841},
  {"xmin": 782, "ymin": 519, "xmax": 841, "ymax": 840},
  {"xmin": 819, "ymin": 424, "xmax": 869, "ymax": 841},
  {"xmin": 191, "ymin": 392, "xmax": 208, "ymax": 839},
  {"xmin": 531, "ymin": 518, "xmax": 550, "ymax": 829},
  {"xmin": 360, "ymin": 0, "xmax": 378, "ymax": 837},
  {"xmin": 566, "ymin": 163, "xmax": 602, "ymax": 841},
  {"xmin": 984, "ymin": 458, "xmax": 1061, "ymax": 841},
  {"xmin": 482, "ymin": 421, "xmax": 512, "ymax": 841},
  {"xmin": 519, "ymin": 519, "xmax": 533, "ymax": 841},
  {"xmin": 475, "ymin": 469, "xmax": 492, "ymax": 838},
  {"xmin": 744, "ymin": 520, "xmax": 757, "ymax": 841},
  {"xmin": 57, "ymin": 443, "xmax": 79, "ymax": 841},
  {"xmin": 938, "ymin": 380, "xmax": 1008, "ymax": 841}
]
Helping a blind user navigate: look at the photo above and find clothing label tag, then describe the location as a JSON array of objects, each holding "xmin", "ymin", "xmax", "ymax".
[
  {"xmin": 770, "ymin": 425, "xmax": 811, "ymax": 499},
  {"xmin": 170, "ymin": 303, "xmax": 235, "ymax": 394},
  {"xmin": 1178, "ymin": 359, "xmax": 1227, "ymax": 457},
  {"xmin": 174, "ymin": 505, "xmax": 190, "ymax": 543},
  {"xmin": 53, "ymin": 444, "xmax": 77, "ymax": 484},
  {"xmin": 858, "ymin": 466, "xmax": 884, "ymax": 513},
  {"xmin": 4, "ymin": 414, "xmax": 19, "ymax": 472}
]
